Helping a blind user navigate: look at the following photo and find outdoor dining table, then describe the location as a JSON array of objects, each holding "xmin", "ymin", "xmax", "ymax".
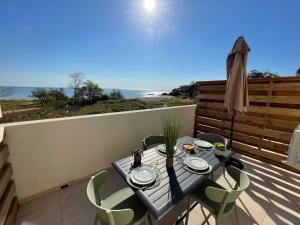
[{"xmin": 112, "ymin": 136, "xmax": 234, "ymax": 222}]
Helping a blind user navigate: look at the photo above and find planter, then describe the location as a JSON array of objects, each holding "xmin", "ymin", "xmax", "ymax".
[
  {"xmin": 166, "ymin": 157, "xmax": 174, "ymax": 168},
  {"xmin": 215, "ymin": 149, "xmax": 226, "ymax": 156}
]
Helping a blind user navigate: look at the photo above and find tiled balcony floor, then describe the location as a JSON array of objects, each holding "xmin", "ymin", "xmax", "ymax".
[{"xmin": 16, "ymin": 154, "xmax": 300, "ymax": 225}]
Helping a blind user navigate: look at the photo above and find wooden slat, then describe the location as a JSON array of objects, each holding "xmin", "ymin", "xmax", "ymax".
[
  {"xmin": 199, "ymin": 83, "xmax": 269, "ymax": 92},
  {"xmin": 0, "ymin": 182, "xmax": 15, "ymax": 225},
  {"xmin": 0, "ymin": 164, "xmax": 12, "ymax": 200},
  {"xmin": 250, "ymin": 95, "xmax": 300, "ymax": 104},
  {"xmin": 197, "ymin": 109, "xmax": 298, "ymax": 132},
  {"xmin": 198, "ymin": 102, "xmax": 225, "ymax": 110},
  {"xmin": 197, "ymin": 76, "xmax": 300, "ymax": 86},
  {"xmin": 270, "ymin": 82, "xmax": 300, "ymax": 91},
  {"xmin": 0, "ymin": 146, "xmax": 8, "ymax": 171},
  {"xmin": 232, "ymin": 142, "xmax": 286, "ymax": 163},
  {"xmin": 200, "ymin": 82, "xmax": 300, "ymax": 92},
  {"xmin": 198, "ymin": 94, "xmax": 224, "ymax": 100},
  {"xmin": 195, "ymin": 116, "xmax": 292, "ymax": 143},
  {"xmin": 198, "ymin": 102, "xmax": 300, "ymax": 118},
  {"xmin": 198, "ymin": 85, "xmax": 226, "ymax": 91},
  {"xmin": 199, "ymin": 94, "xmax": 300, "ymax": 105},
  {"xmin": 195, "ymin": 124, "xmax": 288, "ymax": 154},
  {"xmin": 248, "ymin": 106, "xmax": 300, "ymax": 117},
  {"xmin": 4, "ymin": 198, "xmax": 18, "ymax": 225},
  {"xmin": 0, "ymin": 126, "xmax": 3, "ymax": 145}
]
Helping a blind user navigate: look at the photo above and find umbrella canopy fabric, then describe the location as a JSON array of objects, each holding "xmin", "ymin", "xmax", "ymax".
[{"xmin": 224, "ymin": 36, "xmax": 250, "ymax": 116}]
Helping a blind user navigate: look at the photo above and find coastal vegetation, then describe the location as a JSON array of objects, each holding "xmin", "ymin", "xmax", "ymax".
[
  {"xmin": 297, "ymin": 67, "xmax": 300, "ymax": 76},
  {"xmin": 0, "ymin": 73, "xmax": 195, "ymax": 123},
  {"xmin": 247, "ymin": 70, "xmax": 279, "ymax": 79},
  {"xmin": 0, "ymin": 98, "xmax": 194, "ymax": 123}
]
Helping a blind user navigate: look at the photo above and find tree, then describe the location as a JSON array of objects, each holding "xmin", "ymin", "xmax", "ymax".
[
  {"xmin": 248, "ymin": 70, "xmax": 279, "ymax": 79},
  {"xmin": 30, "ymin": 88, "xmax": 49, "ymax": 105},
  {"xmin": 30, "ymin": 88, "xmax": 68, "ymax": 107},
  {"xmin": 81, "ymin": 80, "xmax": 103, "ymax": 103},
  {"xmin": 69, "ymin": 72, "xmax": 84, "ymax": 101},
  {"xmin": 296, "ymin": 67, "xmax": 300, "ymax": 77},
  {"xmin": 109, "ymin": 89, "xmax": 124, "ymax": 100},
  {"xmin": 47, "ymin": 88, "xmax": 68, "ymax": 107}
]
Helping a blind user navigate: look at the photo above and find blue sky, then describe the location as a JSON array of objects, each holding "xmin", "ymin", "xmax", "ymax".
[{"xmin": 0, "ymin": 0, "xmax": 299, "ymax": 90}]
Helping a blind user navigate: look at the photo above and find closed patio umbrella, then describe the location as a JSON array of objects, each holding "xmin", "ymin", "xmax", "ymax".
[{"xmin": 225, "ymin": 36, "xmax": 250, "ymax": 149}]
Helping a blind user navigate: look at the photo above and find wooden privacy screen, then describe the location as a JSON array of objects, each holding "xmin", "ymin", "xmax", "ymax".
[{"xmin": 194, "ymin": 76, "xmax": 300, "ymax": 172}]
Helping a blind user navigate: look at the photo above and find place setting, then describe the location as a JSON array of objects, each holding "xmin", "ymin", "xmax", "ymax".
[
  {"xmin": 179, "ymin": 142, "xmax": 213, "ymax": 174},
  {"xmin": 181, "ymin": 155, "xmax": 212, "ymax": 174},
  {"xmin": 193, "ymin": 139, "xmax": 214, "ymax": 150},
  {"xmin": 156, "ymin": 144, "xmax": 181, "ymax": 157},
  {"xmin": 126, "ymin": 165, "xmax": 162, "ymax": 190}
]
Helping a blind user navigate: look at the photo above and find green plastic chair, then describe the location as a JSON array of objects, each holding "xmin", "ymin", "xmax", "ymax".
[
  {"xmin": 196, "ymin": 133, "xmax": 227, "ymax": 147},
  {"xmin": 87, "ymin": 170, "xmax": 150, "ymax": 225},
  {"xmin": 142, "ymin": 135, "xmax": 165, "ymax": 150},
  {"xmin": 185, "ymin": 166, "xmax": 250, "ymax": 225}
]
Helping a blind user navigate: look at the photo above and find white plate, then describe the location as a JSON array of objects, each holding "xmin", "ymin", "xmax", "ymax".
[
  {"xmin": 184, "ymin": 157, "xmax": 208, "ymax": 171},
  {"xmin": 130, "ymin": 166, "xmax": 157, "ymax": 185},
  {"xmin": 194, "ymin": 140, "xmax": 213, "ymax": 149},
  {"xmin": 157, "ymin": 144, "xmax": 177, "ymax": 153}
]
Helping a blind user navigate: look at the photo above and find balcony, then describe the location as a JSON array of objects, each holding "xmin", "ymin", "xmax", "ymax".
[
  {"xmin": 0, "ymin": 83, "xmax": 299, "ymax": 225},
  {"xmin": 14, "ymin": 154, "xmax": 300, "ymax": 225}
]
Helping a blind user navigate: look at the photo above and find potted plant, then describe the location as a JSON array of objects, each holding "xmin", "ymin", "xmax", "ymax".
[
  {"xmin": 162, "ymin": 117, "xmax": 182, "ymax": 168},
  {"xmin": 214, "ymin": 142, "xmax": 226, "ymax": 156}
]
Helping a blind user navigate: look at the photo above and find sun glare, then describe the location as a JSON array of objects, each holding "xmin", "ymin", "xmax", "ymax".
[{"xmin": 144, "ymin": 0, "xmax": 156, "ymax": 13}]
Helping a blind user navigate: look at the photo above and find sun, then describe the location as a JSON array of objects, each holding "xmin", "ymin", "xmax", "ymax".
[{"xmin": 144, "ymin": 0, "xmax": 156, "ymax": 13}]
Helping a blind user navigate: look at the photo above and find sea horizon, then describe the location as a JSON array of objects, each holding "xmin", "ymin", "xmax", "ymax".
[{"xmin": 0, "ymin": 86, "xmax": 171, "ymax": 100}]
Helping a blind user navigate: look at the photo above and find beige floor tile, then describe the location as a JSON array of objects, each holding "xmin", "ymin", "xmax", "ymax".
[
  {"xmin": 98, "ymin": 167, "xmax": 128, "ymax": 199},
  {"xmin": 15, "ymin": 202, "xmax": 62, "ymax": 225},
  {"xmin": 155, "ymin": 199, "xmax": 187, "ymax": 225},
  {"xmin": 186, "ymin": 203, "xmax": 259, "ymax": 225},
  {"xmin": 18, "ymin": 190, "xmax": 61, "ymax": 218},
  {"xmin": 69, "ymin": 215, "xmax": 97, "ymax": 225},
  {"xmin": 60, "ymin": 178, "xmax": 90, "ymax": 199},
  {"xmin": 262, "ymin": 203, "xmax": 300, "ymax": 225},
  {"xmin": 61, "ymin": 190, "xmax": 96, "ymax": 225}
]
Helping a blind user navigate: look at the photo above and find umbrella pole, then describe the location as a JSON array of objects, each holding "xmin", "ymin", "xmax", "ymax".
[{"xmin": 228, "ymin": 115, "xmax": 235, "ymax": 149}]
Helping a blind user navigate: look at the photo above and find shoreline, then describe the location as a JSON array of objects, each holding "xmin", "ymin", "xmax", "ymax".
[{"xmin": 0, "ymin": 95, "xmax": 175, "ymax": 102}]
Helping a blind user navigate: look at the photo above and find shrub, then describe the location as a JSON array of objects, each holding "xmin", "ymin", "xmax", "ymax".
[
  {"xmin": 81, "ymin": 80, "xmax": 103, "ymax": 103},
  {"xmin": 100, "ymin": 93, "xmax": 109, "ymax": 101},
  {"xmin": 296, "ymin": 67, "xmax": 300, "ymax": 76},
  {"xmin": 248, "ymin": 70, "xmax": 279, "ymax": 79},
  {"xmin": 47, "ymin": 88, "xmax": 68, "ymax": 107},
  {"xmin": 30, "ymin": 88, "xmax": 48, "ymax": 105},
  {"xmin": 109, "ymin": 89, "xmax": 124, "ymax": 100},
  {"xmin": 30, "ymin": 88, "xmax": 68, "ymax": 108}
]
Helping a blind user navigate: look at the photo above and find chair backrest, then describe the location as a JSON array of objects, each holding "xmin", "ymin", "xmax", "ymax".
[
  {"xmin": 87, "ymin": 171, "xmax": 134, "ymax": 225},
  {"xmin": 143, "ymin": 135, "xmax": 165, "ymax": 150},
  {"xmin": 205, "ymin": 166, "xmax": 250, "ymax": 214},
  {"xmin": 196, "ymin": 133, "xmax": 226, "ymax": 146}
]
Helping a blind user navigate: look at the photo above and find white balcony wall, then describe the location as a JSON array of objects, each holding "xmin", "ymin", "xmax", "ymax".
[{"xmin": 3, "ymin": 105, "xmax": 196, "ymax": 201}]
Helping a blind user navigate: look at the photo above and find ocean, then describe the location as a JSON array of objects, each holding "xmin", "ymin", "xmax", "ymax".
[{"xmin": 0, "ymin": 86, "xmax": 171, "ymax": 100}]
